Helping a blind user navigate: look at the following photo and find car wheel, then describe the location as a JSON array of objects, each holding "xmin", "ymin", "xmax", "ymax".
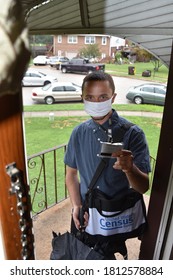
[
  {"xmin": 134, "ymin": 96, "xmax": 143, "ymax": 104},
  {"xmin": 45, "ymin": 96, "xmax": 54, "ymax": 105},
  {"xmin": 44, "ymin": 81, "xmax": 51, "ymax": 86},
  {"xmin": 61, "ymin": 67, "xmax": 67, "ymax": 73}
]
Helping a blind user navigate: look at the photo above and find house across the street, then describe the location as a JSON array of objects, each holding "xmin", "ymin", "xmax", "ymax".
[{"xmin": 53, "ymin": 34, "xmax": 125, "ymax": 59}]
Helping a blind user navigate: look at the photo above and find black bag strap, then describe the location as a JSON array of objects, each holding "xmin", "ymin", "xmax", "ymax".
[
  {"xmin": 88, "ymin": 158, "xmax": 109, "ymax": 191},
  {"xmin": 88, "ymin": 121, "xmax": 134, "ymax": 192}
]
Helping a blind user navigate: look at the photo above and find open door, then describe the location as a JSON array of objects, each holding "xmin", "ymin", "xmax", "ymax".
[
  {"xmin": 139, "ymin": 42, "xmax": 173, "ymax": 260},
  {"xmin": 0, "ymin": 0, "xmax": 34, "ymax": 260}
]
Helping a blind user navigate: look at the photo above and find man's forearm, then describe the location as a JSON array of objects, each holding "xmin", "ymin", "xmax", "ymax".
[
  {"xmin": 112, "ymin": 150, "xmax": 149, "ymax": 194},
  {"xmin": 66, "ymin": 170, "xmax": 82, "ymax": 207},
  {"xmin": 124, "ymin": 164, "xmax": 149, "ymax": 194},
  {"xmin": 65, "ymin": 167, "xmax": 83, "ymax": 230}
]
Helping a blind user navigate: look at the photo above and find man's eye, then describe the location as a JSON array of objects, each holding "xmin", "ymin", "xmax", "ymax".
[
  {"xmin": 85, "ymin": 96, "xmax": 93, "ymax": 101},
  {"xmin": 99, "ymin": 95, "xmax": 108, "ymax": 100}
]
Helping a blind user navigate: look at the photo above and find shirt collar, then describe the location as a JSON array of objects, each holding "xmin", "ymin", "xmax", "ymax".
[{"xmin": 88, "ymin": 109, "xmax": 119, "ymax": 130}]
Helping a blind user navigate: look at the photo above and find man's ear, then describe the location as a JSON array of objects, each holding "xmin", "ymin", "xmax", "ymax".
[{"xmin": 112, "ymin": 93, "xmax": 117, "ymax": 103}]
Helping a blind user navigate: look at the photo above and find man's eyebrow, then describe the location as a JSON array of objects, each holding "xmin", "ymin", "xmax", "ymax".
[
  {"xmin": 85, "ymin": 93, "xmax": 109, "ymax": 96},
  {"xmin": 84, "ymin": 93, "xmax": 93, "ymax": 97}
]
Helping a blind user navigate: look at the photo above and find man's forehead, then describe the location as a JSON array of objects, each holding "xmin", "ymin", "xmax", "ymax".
[{"xmin": 84, "ymin": 80, "xmax": 110, "ymax": 87}]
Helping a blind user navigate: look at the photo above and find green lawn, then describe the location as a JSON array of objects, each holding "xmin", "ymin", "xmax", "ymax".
[
  {"xmin": 105, "ymin": 62, "xmax": 168, "ymax": 83},
  {"xmin": 25, "ymin": 115, "xmax": 161, "ymax": 158},
  {"xmin": 24, "ymin": 103, "xmax": 164, "ymax": 113}
]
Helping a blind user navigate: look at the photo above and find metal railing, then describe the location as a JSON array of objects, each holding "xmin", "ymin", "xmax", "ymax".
[
  {"xmin": 27, "ymin": 144, "xmax": 156, "ymax": 216},
  {"xmin": 27, "ymin": 144, "xmax": 67, "ymax": 216}
]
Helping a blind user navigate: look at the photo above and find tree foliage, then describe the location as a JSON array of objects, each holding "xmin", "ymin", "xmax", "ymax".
[
  {"xmin": 133, "ymin": 47, "xmax": 153, "ymax": 62},
  {"xmin": 78, "ymin": 44, "xmax": 101, "ymax": 59},
  {"xmin": 29, "ymin": 35, "xmax": 53, "ymax": 45},
  {"xmin": 151, "ymin": 57, "xmax": 163, "ymax": 71}
]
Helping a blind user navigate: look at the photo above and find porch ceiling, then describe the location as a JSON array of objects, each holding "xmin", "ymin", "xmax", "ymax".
[{"xmin": 21, "ymin": 0, "xmax": 173, "ymax": 67}]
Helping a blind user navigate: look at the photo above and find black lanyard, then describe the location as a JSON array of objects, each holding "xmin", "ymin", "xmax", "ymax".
[
  {"xmin": 99, "ymin": 117, "xmax": 113, "ymax": 143},
  {"xmin": 107, "ymin": 118, "xmax": 113, "ymax": 143}
]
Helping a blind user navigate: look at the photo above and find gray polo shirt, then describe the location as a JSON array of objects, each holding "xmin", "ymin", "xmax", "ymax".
[{"xmin": 64, "ymin": 110, "xmax": 151, "ymax": 201}]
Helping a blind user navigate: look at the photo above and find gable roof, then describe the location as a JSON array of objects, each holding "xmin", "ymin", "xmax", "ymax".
[{"xmin": 21, "ymin": 0, "xmax": 173, "ymax": 67}]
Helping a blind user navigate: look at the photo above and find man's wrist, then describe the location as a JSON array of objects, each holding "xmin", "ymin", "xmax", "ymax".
[{"xmin": 123, "ymin": 165, "xmax": 134, "ymax": 174}]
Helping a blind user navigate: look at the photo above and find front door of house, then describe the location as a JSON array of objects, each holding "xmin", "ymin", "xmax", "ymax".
[{"xmin": 0, "ymin": 0, "xmax": 34, "ymax": 260}]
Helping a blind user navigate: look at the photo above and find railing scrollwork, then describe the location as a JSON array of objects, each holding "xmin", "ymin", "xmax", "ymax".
[{"xmin": 27, "ymin": 144, "xmax": 68, "ymax": 216}]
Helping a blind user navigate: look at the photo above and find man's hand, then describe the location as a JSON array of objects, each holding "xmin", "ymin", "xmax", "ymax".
[
  {"xmin": 72, "ymin": 206, "xmax": 89, "ymax": 230},
  {"xmin": 112, "ymin": 150, "xmax": 134, "ymax": 173}
]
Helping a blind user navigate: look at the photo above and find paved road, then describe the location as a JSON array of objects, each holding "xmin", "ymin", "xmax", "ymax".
[{"xmin": 22, "ymin": 65, "xmax": 150, "ymax": 106}]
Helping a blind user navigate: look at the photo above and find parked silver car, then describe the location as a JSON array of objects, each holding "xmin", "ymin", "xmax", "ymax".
[
  {"xmin": 49, "ymin": 56, "xmax": 69, "ymax": 68},
  {"xmin": 55, "ymin": 57, "xmax": 69, "ymax": 69},
  {"xmin": 22, "ymin": 69, "xmax": 57, "ymax": 86},
  {"xmin": 126, "ymin": 83, "xmax": 166, "ymax": 105},
  {"xmin": 32, "ymin": 82, "xmax": 82, "ymax": 104},
  {"xmin": 48, "ymin": 56, "xmax": 60, "ymax": 67}
]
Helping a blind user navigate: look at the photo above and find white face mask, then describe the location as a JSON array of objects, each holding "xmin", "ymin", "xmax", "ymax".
[{"xmin": 83, "ymin": 98, "xmax": 112, "ymax": 117}]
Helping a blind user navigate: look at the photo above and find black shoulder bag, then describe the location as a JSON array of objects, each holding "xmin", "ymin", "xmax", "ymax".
[{"xmin": 83, "ymin": 121, "xmax": 148, "ymax": 244}]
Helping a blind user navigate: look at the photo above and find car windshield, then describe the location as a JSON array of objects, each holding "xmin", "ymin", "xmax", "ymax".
[
  {"xmin": 38, "ymin": 72, "xmax": 47, "ymax": 76},
  {"xmin": 72, "ymin": 83, "xmax": 81, "ymax": 89},
  {"xmin": 42, "ymin": 84, "xmax": 51, "ymax": 91}
]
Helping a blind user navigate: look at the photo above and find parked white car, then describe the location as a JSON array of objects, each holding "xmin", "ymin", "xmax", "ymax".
[
  {"xmin": 33, "ymin": 55, "xmax": 50, "ymax": 65},
  {"xmin": 22, "ymin": 69, "xmax": 57, "ymax": 86},
  {"xmin": 32, "ymin": 82, "xmax": 82, "ymax": 104}
]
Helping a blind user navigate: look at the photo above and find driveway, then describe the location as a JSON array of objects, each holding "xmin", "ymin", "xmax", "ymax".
[{"xmin": 22, "ymin": 65, "xmax": 150, "ymax": 106}]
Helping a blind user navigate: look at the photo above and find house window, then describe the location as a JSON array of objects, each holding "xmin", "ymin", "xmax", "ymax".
[
  {"xmin": 102, "ymin": 37, "xmax": 107, "ymax": 45},
  {"xmin": 57, "ymin": 35, "xmax": 62, "ymax": 43},
  {"xmin": 85, "ymin": 36, "xmax": 95, "ymax": 44},
  {"xmin": 68, "ymin": 35, "xmax": 78, "ymax": 44}
]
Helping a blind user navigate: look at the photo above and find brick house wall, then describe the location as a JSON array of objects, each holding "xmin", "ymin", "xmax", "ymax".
[{"xmin": 53, "ymin": 34, "xmax": 111, "ymax": 59}]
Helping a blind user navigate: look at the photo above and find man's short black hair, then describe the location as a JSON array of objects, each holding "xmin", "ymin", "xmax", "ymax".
[{"xmin": 82, "ymin": 71, "xmax": 115, "ymax": 93}]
